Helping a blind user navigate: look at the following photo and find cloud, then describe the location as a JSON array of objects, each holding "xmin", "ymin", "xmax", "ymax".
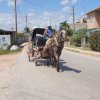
[
  {"xmin": 61, "ymin": 0, "xmax": 78, "ymax": 13},
  {"xmin": 60, "ymin": 0, "xmax": 69, "ymax": 5},
  {"xmin": 60, "ymin": 0, "xmax": 78, "ymax": 5},
  {"xmin": 62, "ymin": 6, "xmax": 71, "ymax": 12},
  {"xmin": 7, "ymin": 0, "xmax": 23, "ymax": 7},
  {"xmin": 0, "ymin": 0, "xmax": 79, "ymax": 31},
  {"xmin": 0, "ymin": 9, "xmax": 72, "ymax": 31},
  {"xmin": 71, "ymin": 0, "xmax": 78, "ymax": 4},
  {"xmin": 0, "ymin": 13, "xmax": 14, "ymax": 30}
]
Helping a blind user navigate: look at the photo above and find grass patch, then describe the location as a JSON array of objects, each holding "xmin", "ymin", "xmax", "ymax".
[
  {"xmin": 0, "ymin": 48, "xmax": 22, "ymax": 55},
  {"xmin": 65, "ymin": 48, "xmax": 80, "ymax": 53},
  {"xmin": 65, "ymin": 45, "xmax": 91, "ymax": 51}
]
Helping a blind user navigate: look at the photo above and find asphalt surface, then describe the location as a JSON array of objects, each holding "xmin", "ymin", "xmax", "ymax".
[{"xmin": 9, "ymin": 46, "xmax": 100, "ymax": 100}]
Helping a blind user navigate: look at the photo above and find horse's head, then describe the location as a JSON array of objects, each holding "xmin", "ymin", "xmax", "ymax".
[{"xmin": 56, "ymin": 30, "xmax": 66, "ymax": 45}]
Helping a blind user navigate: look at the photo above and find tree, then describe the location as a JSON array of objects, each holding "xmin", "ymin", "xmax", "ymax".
[
  {"xmin": 71, "ymin": 28, "xmax": 88, "ymax": 47},
  {"xmin": 60, "ymin": 21, "xmax": 73, "ymax": 36},
  {"xmin": 18, "ymin": 32, "xmax": 24, "ymax": 37},
  {"xmin": 24, "ymin": 27, "xmax": 30, "ymax": 33}
]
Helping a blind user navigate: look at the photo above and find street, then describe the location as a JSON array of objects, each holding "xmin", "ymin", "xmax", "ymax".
[{"xmin": 8, "ymin": 46, "xmax": 100, "ymax": 100}]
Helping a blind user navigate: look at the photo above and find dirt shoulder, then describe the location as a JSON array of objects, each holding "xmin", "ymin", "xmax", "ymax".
[
  {"xmin": 0, "ymin": 54, "xmax": 19, "ymax": 100},
  {"xmin": 64, "ymin": 46, "xmax": 100, "ymax": 57}
]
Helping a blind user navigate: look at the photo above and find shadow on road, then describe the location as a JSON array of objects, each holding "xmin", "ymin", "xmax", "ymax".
[{"xmin": 59, "ymin": 59, "xmax": 82, "ymax": 73}]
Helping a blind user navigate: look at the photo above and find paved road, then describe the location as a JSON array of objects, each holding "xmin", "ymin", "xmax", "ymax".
[{"xmin": 9, "ymin": 46, "xmax": 100, "ymax": 100}]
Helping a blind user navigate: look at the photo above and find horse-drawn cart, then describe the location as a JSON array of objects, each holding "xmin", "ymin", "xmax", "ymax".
[
  {"xmin": 27, "ymin": 28, "xmax": 49, "ymax": 65},
  {"xmin": 27, "ymin": 27, "xmax": 66, "ymax": 72}
]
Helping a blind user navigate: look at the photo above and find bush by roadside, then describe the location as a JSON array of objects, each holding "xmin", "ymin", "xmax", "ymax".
[
  {"xmin": 89, "ymin": 31, "xmax": 100, "ymax": 52},
  {"xmin": 70, "ymin": 28, "xmax": 88, "ymax": 47}
]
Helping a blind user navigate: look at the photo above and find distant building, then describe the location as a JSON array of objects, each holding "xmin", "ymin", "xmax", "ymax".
[
  {"xmin": 0, "ymin": 29, "xmax": 16, "ymax": 45},
  {"xmin": 86, "ymin": 7, "xmax": 100, "ymax": 29},
  {"xmin": 70, "ymin": 18, "xmax": 87, "ymax": 31}
]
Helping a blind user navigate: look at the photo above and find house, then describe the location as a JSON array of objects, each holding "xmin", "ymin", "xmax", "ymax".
[
  {"xmin": 0, "ymin": 29, "xmax": 16, "ymax": 46},
  {"xmin": 86, "ymin": 7, "xmax": 100, "ymax": 29},
  {"xmin": 70, "ymin": 18, "xmax": 87, "ymax": 31}
]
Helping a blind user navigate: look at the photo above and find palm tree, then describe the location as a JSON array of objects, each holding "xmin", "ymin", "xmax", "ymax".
[{"xmin": 60, "ymin": 21, "xmax": 73, "ymax": 37}]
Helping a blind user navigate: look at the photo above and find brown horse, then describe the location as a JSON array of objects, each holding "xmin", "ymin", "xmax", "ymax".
[{"xmin": 47, "ymin": 30, "xmax": 66, "ymax": 72}]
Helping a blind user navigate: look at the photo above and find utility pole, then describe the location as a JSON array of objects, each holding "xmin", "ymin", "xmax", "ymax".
[
  {"xmin": 73, "ymin": 6, "xmax": 75, "ymax": 33},
  {"xmin": 14, "ymin": 0, "xmax": 18, "ymax": 44},
  {"xmin": 50, "ymin": 18, "xmax": 51, "ymax": 26},
  {"xmin": 25, "ymin": 15, "xmax": 28, "ymax": 27}
]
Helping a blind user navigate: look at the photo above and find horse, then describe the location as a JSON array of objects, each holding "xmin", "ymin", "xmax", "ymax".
[{"xmin": 47, "ymin": 30, "xmax": 66, "ymax": 72}]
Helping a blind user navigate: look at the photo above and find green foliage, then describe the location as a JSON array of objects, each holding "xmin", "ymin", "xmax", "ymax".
[
  {"xmin": 0, "ymin": 48, "xmax": 22, "ymax": 55},
  {"xmin": 71, "ymin": 28, "xmax": 88, "ymax": 47},
  {"xmin": 60, "ymin": 21, "xmax": 73, "ymax": 36},
  {"xmin": 18, "ymin": 32, "xmax": 24, "ymax": 37},
  {"xmin": 89, "ymin": 31, "xmax": 100, "ymax": 52}
]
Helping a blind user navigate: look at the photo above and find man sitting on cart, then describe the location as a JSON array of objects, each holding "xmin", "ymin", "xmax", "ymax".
[
  {"xmin": 42, "ymin": 26, "xmax": 65, "ymax": 52},
  {"xmin": 44, "ymin": 26, "xmax": 53, "ymax": 39},
  {"xmin": 42, "ymin": 26, "xmax": 53, "ymax": 51}
]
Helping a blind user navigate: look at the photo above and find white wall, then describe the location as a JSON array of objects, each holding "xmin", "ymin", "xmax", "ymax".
[{"xmin": 0, "ymin": 35, "xmax": 11, "ymax": 45}]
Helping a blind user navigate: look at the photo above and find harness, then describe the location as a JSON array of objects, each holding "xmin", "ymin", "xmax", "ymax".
[{"xmin": 53, "ymin": 34, "xmax": 64, "ymax": 48}]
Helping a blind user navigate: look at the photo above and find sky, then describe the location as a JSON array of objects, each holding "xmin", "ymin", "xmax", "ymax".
[{"xmin": 0, "ymin": 0, "xmax": 100, "ymax": 32}]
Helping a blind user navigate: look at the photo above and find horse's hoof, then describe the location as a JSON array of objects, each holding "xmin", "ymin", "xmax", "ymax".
[{"xmin": 57, "ymin": 70, "xmax": 59, "ymax": 72}]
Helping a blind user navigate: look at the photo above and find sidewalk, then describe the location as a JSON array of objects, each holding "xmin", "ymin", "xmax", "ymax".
[{"xmin": 64, "ymin": 46, "xmax": 100, "ymax": 57}]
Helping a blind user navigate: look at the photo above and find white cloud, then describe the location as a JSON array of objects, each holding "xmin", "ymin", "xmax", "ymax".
[
  {"xmin": 71, "ymin": 0, "xmax": 78, "ymax": 4},
  {"xmin": 7, "ymin": 0, "xmax": 23, "ymax": 6},
  {"xmin": 62, "ymin": 6, "xmax": 71, "ymax": 12},
  {"xmin": 0, "ymin": 9, "xmax": 72, "ymax": 31},
  {"xmin": 61, "ymin": 0, "xmax": 78, "ymax": 13},
  {"xmin": 61, "ymin": 0, "xmax": 69, "ymax": 5},
  {"xmin": 0, "ymin": 13, "xmax": 14, "ymax": 30},
  {"xmin": 60, "ymin": 0, "xmax": 78, "ymax": 5}
]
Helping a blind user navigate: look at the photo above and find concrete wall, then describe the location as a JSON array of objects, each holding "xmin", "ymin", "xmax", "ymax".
[
  {"xmin": 87, "ymin": 12, "xmax": 96, "ymax": 29},
  {"xmin": 87, "ymin": 11, "xmax": 100, "ymax": 29},
  {"xmin": 95, "ymin": 11, "xmax": 100, "ymax": 28},
  {"xmin": 70, "ymin": 23, "xmax": 87, "ymax": 31}
]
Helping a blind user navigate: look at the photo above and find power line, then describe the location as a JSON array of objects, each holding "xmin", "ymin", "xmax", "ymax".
[
  {"xmin": 17, "ymin": 6, "xmax": 24, "ymax": 18},
  {"xmin": 24, "ymin": 0, "xmax": 57, "ymax": 11}
]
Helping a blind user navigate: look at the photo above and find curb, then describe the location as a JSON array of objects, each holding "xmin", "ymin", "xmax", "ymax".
[{"xmin": 64, "ymin": 47, "xmax": 100, "ymax": 57}]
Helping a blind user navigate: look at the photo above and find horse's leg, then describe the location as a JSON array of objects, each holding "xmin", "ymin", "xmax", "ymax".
[
  {"xmin": 47, "ymin": 58, "xmax": 49, "ymax": 67},
  {"xmin": 51, "ymin": 57, "xmax": 55, "ymax": 67},
  {"xmin": 54, "ymin": 54, "xmax": 59, "ymax": 72},
  {"xmin": 56, "ymin": 57, "xmax": 59, "ymax": 72}
]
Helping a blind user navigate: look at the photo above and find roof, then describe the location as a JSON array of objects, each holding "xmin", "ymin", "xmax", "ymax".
[
  {"xmin": 0, "ymin": 29, "xmax": 5, "ymax": 32},
  {"xmin": 31, "ymin": 28, "xmax": 45, "ymax": 41},
  {"xmin": 86, "ymin": 7, "xmax": 100, "ymax": 15},
  {"xmin": 32, "ymin": 28, "xmax": 45, "ymax": 35},
  {"xmin": 0, "ymin": 29, "xmax": 15, "ymax": 35}
]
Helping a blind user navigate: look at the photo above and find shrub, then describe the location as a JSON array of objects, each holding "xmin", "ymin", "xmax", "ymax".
[
  {"xmin": 70, "ymin": 28, "xmax": 87, "ymax": 47},
  {"xmin": 89, "ymin": 31, "xmax": 100, "ymax": 52},
  {"xmin": 18, "ymin": 32, "xmax": 24, "ymax": 37}
]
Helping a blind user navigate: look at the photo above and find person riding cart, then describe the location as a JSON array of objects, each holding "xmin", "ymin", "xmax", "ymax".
[
  {"xmin": 44, "ymin": 26, "xmax": 53, "ymax": 38},
  {"xmin": 42, "ymin": 26, "xmax": 66, "ymax": 52}
]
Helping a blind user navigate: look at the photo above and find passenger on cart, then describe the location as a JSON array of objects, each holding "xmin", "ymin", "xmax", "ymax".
[
  {"xmin": 43, "ymin": 26, "xmax": 65, "ymax": 52},
  {"xmin": 42, "ymin": 26, "xmax": 53, "ymax": 52},
  {"xmin": 44, "ymin": 26, "xmax": 53, "ymax": 39}
]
